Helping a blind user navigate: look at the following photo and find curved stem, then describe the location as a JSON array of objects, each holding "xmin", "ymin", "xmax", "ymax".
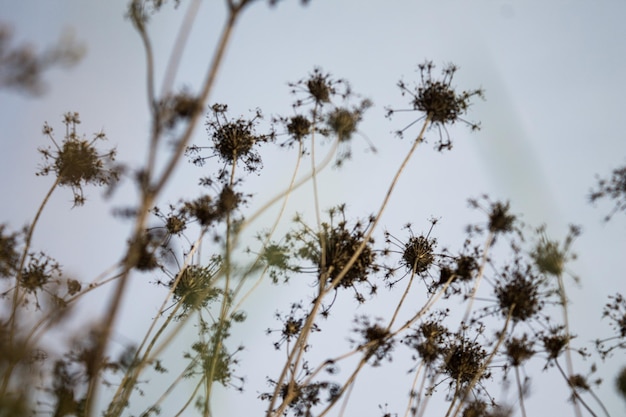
[
  {"xmin": 238, "ymin": 137, "xmax": 339, "ymax": 237},
  {"xmin": 10, "ymin": 177, "xmax": 60, "ymax": 328},
  {"xmin": 403, "ymin": 362, "xmax": 424, "ymax": 417},
  {"xmin": 86, "ymin": 6, "xmax": 244, "ymax": 415},
  {"xmin": 107, "ymin": 232, "xmax": 203, "ymax": 416},
  {"xmin": 325, "ymin": 116, "xmax": 431, "ymax": 293}
]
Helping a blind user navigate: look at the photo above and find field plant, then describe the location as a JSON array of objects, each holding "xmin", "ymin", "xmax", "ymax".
[{"xmin": 1, "ymin": 1, "xmax": 625, "ymax": 417}]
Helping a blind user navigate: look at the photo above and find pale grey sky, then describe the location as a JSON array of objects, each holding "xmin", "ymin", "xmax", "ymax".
[{"xmin": 1, "ymin": 1, "xmax": 625, "ymax": 416}]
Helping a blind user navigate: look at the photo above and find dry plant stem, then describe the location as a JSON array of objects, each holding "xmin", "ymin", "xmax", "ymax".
[
  {"xmin": 337, "ymin": 380, "xmax": 355, "ymax": 417},
  {"xmin": 175, "ymin": 375, "xmax": 204, "ymax": 417},
  {"xmin": 107, "ymin": 289, "xmax": 185, "ymax": 415},
  {"xmin": 411, "ymin": 365, "xmax": 431, "ymax": 417},
  {"xmin": 147, "ymin": 356, "xmax": 199, "ymax": 415},
  {"xmin": 586, "ymin": 387, "xmax": 612, "ymax": 417},
  {"xmin": 556, "ymin": 272, "xmax": 583, "ymax": 417},
  {"xmin": 554, "ymin": 360, "xmax": 598, "ymax": 417},
  {"xmin": 461, "ymin": 231, "xmax": 494, "ymax": 325},
  {"xmin": 514, "ymin": 366, "xmax": 528, "ymax": 417},
  {"xmin": 1, "ymin": 177, "xmax": 60, "ymax": 397},
  {"xmin": 310, "ymin": 105, "xmax": 323, "ymax": 233},
  {"xmin": 450, "ymin": 307, "xmax": 514, "ymax": 417},
  {"xmin": 404, "ymin": 362, "xmax": 424, "ymax": 417},
  {"xmin": 202, "ymin": 164, "xmax": 239, "ymax": 417},
  {"xmin": 153, "ymin": 8, "xmax": 240, "ymax": 196},
  {"xmin": 298, "ymin": 343, "xmax": 368, "ymax": 389},
  {"xmin": 131, "ymin": 11, "xmax": 156, "ymax": 113},
  {"xmin": 159, "ymin": 0, "xmax": 202, "ymax": 98},
  {"xmin": 86, "ymin": 8, "xmax": 243, "ymax": 416},
  {"xmin": 317, "ymin": 353, "xmax": 370, "ymax": 417},
  {"xmin": 326, "ymin": 115, "xmax": 431, "ymax": 294},
  {"xmin": 268, "ymin": 120, "xmax": 431, "ymax": 414},
  {"xmin": 133, "ymin": 11, "xmax": 160, "ymax": 185},
  {"xmin": 65, "ymin": 266, "xmax": 125, "ymax": 304},
  {"xmin": 415, "ymin": 377, "xmax": 433, "ymax": 417},
  {"xmin": 107, "ymin": 233, "xmax": 204, "ymax": 415},
  {"xmin": 231, "ymin": 141, "xmax": 304, "ymax": 313},
  {"xmin": 392, "ymin": 272, "xmax": 454, "ymax": 337},
  {"xmin": 444, "ymin": 382, "xmax": 462, "ymax": 417},
  {"xmin": 238, "ymin": 137, "xmax": 339, "ymax": 235},
  {"xmin": 267, "ymin": 275, "xmax": 329, "ymax": 417},
  {"xmin": 9, "ymin": 177, "xmax": 60, "ymax": 331},
  {"xmin": 387, "ymin": 268, "xmax": 418, "ymax": 331}
]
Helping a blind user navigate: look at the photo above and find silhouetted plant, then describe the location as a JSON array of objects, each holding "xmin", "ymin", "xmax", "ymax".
[{"xmin": 1, "ymin": 2, "xmax": 623, "ymax": 417}]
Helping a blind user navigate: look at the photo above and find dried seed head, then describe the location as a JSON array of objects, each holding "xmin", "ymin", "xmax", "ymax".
[
  {"xmin": 287, "ymin": 115, "xmax": 311, "ymax": 141},
  {"xmin": 488, "ymin": 201, "xmax": 516, "ymax": 234},
  {"xmin": 402, "ymin": 235, "xmax": 435, "ymax": 274},
  {"xmin": 505, "ymin": 336, "xmax": 535, "ymax": 366}
]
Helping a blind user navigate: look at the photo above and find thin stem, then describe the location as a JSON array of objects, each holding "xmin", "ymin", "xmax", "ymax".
[
  {"xmin": 325, "ymin": 115, "xmax": 431, "ymax": 294},
  {"xmin": 316, "ymin": 352, "xmax": 370, "ymax": 417},
  {"xmin": 85, "ymin": 7, "xmax": 243, "ymax": 415},
  {"xmin": 153, "ymin": 9, "xmax": 240, "ymax": 195},
  {"xmin": 10, "ymin": 177, "xmax": 60, "ymax": 330},
  {"xmin": 556, "ymin": 272, "xmax": 583, "ymax": 417},
  {"xmin": 238, "ymin": 137, "xmax": 339, "ymax": 236},
  {"xmin": 230, "ymin": 141, "xmax": 304, "ymax": 313},
  {"xmin": 461, "ymin": 231, "xmax": 494, "ymax": 325},
  {"xmin": 1, "ymin": 177, "xmax": 61, "ymax": 399},
  {"xmin": 387, "ymin": 268, "xmax": 418, "ymax": 331},
  {"xmin": 310, "ymin": 105, "xmax": 323, "ymax": 232},
  {"xmin": 107, "ymin": 251, "xmax": 193, "ymax": 417},
  {"xmin": 159, "ymin": 0, "xmax": 202, "ymax": 98},
  {"xmin": 451, "ymin": 306, "xmax": 513, "ymax": 417},
  {"xmin": 174, "ymin": 375, "xmax": 205, "ymax": 417},
  {"xmin": 514, "ymin": 366, "xmax": 528, "ymax": 417},
  {"xmin": 403, "ymin": 362, "xmax": 424, "ymax": 417},
  {"xmin": 554, "ymin": 360, "xmax": 598, "ymax": 417},
  {"xmin": 144, "ymin": 353, "xmax": 200, "ymax": 414}
]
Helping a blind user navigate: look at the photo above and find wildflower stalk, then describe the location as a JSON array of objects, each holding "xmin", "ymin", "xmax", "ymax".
[
  {"xmin": 2, "ymin": 177, "xmax": 61, "ymax": 398},
  {"xmin": 461, "ymin": 231, "xmax": 494, "ymax": 324},
  {"xmin": 107, "ymin": 231, "xmax": 205, "ymax": 416},
  {"xmin": 554, "ymin": 360, "xmax": 598, "ymax": 417},
  {"xmin": 310, "ymin": 105, "xmax": 323, "ymax": 232},
  {"xmin": 159, "ymin": 0, "xmax": 202, "ymax": 98},
  {"xmin": 231, "ymin": 141, "xmax": 303, "ymax": 311},
  {"xmin": 403, "ymin": 362, "xmax": 425, "ymax": 417},
  {"xmin": 450, "ymin": 306, "xmax": 514, "ymax": 417},
  {"xmin": 86, "ymin": 4, "xmax": 246, "ymax": 415},
  {"xmin": 146, "ymin": 355, "xmax": 199, "ymax": 415},
  {"xmin": 387, "ymin": 268, "xmax": 419, "ymax": 331},
  {"xmin": 514, "ymin": 365, "xmax": 528, "ymax": 417},
  {"xmin": 325, "ymin": 115, "xmax": 431, "ymax": 294},
  {"xmin": 9, "ymin": 177, "xmax": 60, "ymax": 330},
  {"xmin": 238, "ymin": 137, "xmax": 339, "ymax": 235},
  {"xmin": 175, "ymin": 375, "xmax": 204, "ymax": 417},
  {"xmin": 202, "ymin": 158, "xmax": 239, "ymax": 416},
  {"xmin": 556, "ymin": 274, "xmax": 582, "ymax": 402}
]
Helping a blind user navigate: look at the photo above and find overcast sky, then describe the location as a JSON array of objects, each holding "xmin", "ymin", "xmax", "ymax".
[{"xmin": 1, "ymin": 1, "xmax": 625, "ymax": 416}]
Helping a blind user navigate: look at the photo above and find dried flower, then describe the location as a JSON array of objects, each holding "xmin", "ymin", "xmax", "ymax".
[{"xmin": 37, "ymin": 112, "xmax": 119, "ymax": 206}]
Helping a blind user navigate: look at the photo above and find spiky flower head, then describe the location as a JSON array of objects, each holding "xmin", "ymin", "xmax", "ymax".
[{"xmin": 37, "ymin": 112, "xmax": 119, "ymax": 206}]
